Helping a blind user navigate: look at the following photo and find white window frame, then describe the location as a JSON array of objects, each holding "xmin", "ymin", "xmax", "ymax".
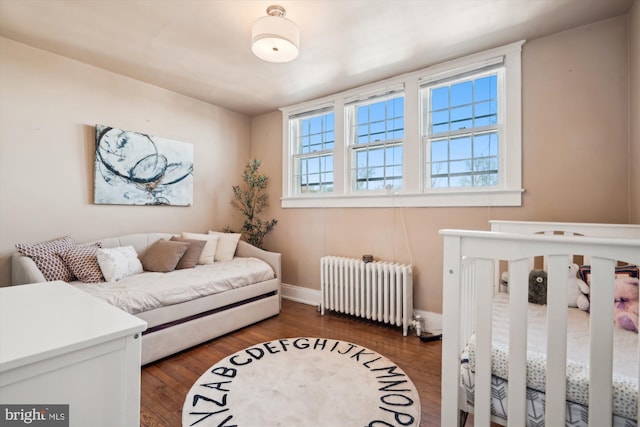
[
  {"xmin": 346, "ymin": 89, "xmax": 405, "ymax": 193},
  {"xmin": 280, "ymin": 40, "xmax": 524, "ymax": 208},
  {"xmin": 421, "ymin": 66, "xmax": 504, "ymax": 191},
  {"xmin": 288, "ymin": 106, "xmax": 336, "ymax": 195}
]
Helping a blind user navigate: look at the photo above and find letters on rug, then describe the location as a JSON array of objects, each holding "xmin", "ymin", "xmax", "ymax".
[{"xmin": 183, "ymin": 337, "xmax": 421, "ymax": 426}]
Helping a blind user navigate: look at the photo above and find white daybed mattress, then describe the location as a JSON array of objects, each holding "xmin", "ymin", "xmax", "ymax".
[
  {"xmin": 462, "ymin": 293, "xmax": 638, "ymax": 425},
  {"xmin": 72, "ymin": 257, "xmax": 275, "ymax": 315}
]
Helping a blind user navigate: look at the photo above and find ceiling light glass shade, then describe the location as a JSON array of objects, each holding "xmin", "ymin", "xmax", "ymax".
[{"xmin": 251, "ymin": 6, "xmax": 299, "ymax": 63}]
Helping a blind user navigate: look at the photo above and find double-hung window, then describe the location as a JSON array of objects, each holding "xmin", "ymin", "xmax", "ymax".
[
  {"xmin": 346, "ymin": 92, "xmax": 404, "ymax": 191},
  {"xmin": 423, "ymin": 68, "xmax": 502, "ymax": 189},
  {"xmin": 289, "ymin": 108, "xmax": 335, "ymax": 194},
  {"xmin": 280, "ymin": 40, "xmax": 523, "ymax": 208}
]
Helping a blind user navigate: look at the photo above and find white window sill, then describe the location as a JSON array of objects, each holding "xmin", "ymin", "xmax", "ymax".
[{"xmin": 281, "ymin": 189, "xmax": 524, "ymax": 208}]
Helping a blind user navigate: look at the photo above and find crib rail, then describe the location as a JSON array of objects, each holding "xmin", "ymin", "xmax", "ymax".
[{"xmin": 440, "ymin": 229, "xmax": 640, "ymax": 427}]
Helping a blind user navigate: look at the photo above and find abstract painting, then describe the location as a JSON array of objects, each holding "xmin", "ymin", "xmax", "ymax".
[{"xmin": 94, "ymin": 125, "xmax": 194, "ymax": 206}]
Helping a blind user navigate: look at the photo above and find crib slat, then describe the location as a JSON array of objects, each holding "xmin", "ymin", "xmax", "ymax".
[
  {"xmin": 544, "ymin": 255, "xmax": 569, "ymax": 426},
  {"xmin": 507, "ymin": 259, "xmax": 529, "ymax": 427},
  {"xmin": 588, "ymin": 257, "xmax": 615, "ymax": 427},
  {"xmin": 441, "ymin": 235, "xmax": 462, "ymax": 427},
  {"xmin": 473, "ymin": 259, "xmax": 495, "ymax": 427}
]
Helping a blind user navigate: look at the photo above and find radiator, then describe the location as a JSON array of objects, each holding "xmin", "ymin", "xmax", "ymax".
[{"xmin": 320, "ymin": 256, "xmax": 413, "ymax": 336}]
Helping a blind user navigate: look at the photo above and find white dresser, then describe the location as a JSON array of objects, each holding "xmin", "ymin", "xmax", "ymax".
[{"xmin": 0, "ymin": 282, "xmax": 147, "ymax": 426}]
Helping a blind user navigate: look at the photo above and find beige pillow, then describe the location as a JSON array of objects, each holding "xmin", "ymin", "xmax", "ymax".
[
  {"xmin": 170, "ymin": 236, "xmax": 206, "ymax": 269},
  {"xmin": 208, "ymin": 231, "xmax": 241, "ymax": 262},
  {"xmin": 181, "ymin": 232, "xmax": 219, "ymax": 264},
  {"xmin": 141, "ymin": 239, "xmax": 189, "ymax": 273}
]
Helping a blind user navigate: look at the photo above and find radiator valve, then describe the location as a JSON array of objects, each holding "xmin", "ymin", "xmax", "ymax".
[{"xmin": 411, "ymin": 315, "xmax": 425, "ymax": 337}]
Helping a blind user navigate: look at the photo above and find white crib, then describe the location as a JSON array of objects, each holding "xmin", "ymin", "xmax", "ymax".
[{"xmin": 440, "ymin": 220, "xmax": 640, "ymax": 427}]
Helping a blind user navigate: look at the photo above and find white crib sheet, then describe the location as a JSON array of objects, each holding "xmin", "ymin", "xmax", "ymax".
[
  {"xmin": 71, "ymin": 257, "xmax": 275, "ymax": 315},
  {"xmin": 463, "ymin": 292, "xmax": 638, "ymax": 421}
]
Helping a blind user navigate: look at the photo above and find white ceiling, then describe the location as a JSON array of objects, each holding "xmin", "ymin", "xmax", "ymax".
[{"xmin": 0, "ymin": 0, "xmax": 634, "ymax": 116}]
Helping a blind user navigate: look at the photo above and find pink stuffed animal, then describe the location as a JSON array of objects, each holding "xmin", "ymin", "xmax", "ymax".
[{"xmin": 614, "ymin": 276, "xmax": 639, "ymax": 332}]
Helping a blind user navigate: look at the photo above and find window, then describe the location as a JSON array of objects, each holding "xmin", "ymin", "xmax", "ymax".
[
  {"xmin": 424, "ymin": 71, "xmax": 501, "ymax": 189},
  {"xmin": 348, "ymin": 93, "xmax": 404, "ymax": 191},
  {"xmin": 280, "ymin": 40, "xmax": 523, "ymax": 208},
  {"xmin": 289, "ymin": 109, "xmax": 335, "ymax": 194}
]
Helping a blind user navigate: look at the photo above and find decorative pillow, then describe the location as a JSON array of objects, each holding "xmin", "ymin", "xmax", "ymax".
[
  {"xmin": 140, "ymin": 239, "xmax": 189, "ymax": 273},
  {"xmin": 62, "ymin": 243, "xmax": 104, "ymax": 283},
  {"xmin": 170, "ymin": 236, "xmax": 207, "ymax": 269},
  {"xmin": 16, "ymin": 236, "xmax": 76, "ymax": 282},
  {"xmin": 579, "ymin": 264, "xmax": 639, "ymax": 284},
  {"xmin": 208, "ymin": 231, "xmax": 241, "ymax": 262},
  {"xmin": 180, "ymin": 232, "xmax": 219, "ymax": 264},
  {"xmin": 96, "ymin": 246, "xmax": 143, "ymax": 282}
]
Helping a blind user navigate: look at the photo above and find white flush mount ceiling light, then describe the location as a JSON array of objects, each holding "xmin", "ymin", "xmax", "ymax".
[{"xmin": 251, "ymin": 5, "xmax": 299, "ymax": 63}]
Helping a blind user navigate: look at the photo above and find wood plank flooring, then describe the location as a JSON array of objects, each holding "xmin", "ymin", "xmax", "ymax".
[{"xmin": 140, "ymin": 299, "xmax": 444, "ymax": 426}]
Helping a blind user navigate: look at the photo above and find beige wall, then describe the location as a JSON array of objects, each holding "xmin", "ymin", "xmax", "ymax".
[
  {"xmin": 631, "ymin": 0, "xmax": 640, "ymax": 222},
  {"xmin": 252, "ymin": 16, "xmax": 633, "ymax": 314},
  {"xmin": 0, "ymin": 37, "xmax": 252, "ymax": 286},
  {"xmin": 1, "ymin": 13, "xmax": 635, "ymax": 307}
]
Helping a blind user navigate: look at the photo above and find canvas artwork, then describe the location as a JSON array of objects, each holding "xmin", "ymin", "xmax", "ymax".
[{"xmin": 94, "ymin": 125, "xmax": 194, "ymax": 206}]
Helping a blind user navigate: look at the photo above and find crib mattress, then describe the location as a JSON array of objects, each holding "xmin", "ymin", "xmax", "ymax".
[
  {"xmin": 462, "ymin": 293, "xmax": 638, "ymax": 422},
  {"xmin": 460, "ymin": 364, "xmax": 636, "ymax": 427},
  {"xmin": 71, "ymin": 257, "xmax": 275, "ymax": 315}
]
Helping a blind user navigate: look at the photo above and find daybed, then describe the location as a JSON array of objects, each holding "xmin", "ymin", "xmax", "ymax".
[
  {"xmin": 11, "ymin": 232, "xmax": 281, "ymax": 365},
  {"xmin": 440, "ymin": 220, "xmax": 640, "ymax": 427}
]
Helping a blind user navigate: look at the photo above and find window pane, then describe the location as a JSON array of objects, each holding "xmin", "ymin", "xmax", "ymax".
[
  {"xmin": 451, "ymin": 106, "xmax": 473, "ymax": 130},
  {"xmin": 325, "ymin": 131, "xmax": 335, "ymax": 146},
  {"xmin": 389, "ymin": 145, "xmax": 403, "ymax": 164},
  {"xmin": 370, "ymin": 102, "xmax": 385, "ymax": 122},
  {"xmin": 450, "ymin": 176, "xmax": 469, "ymax": 187},
  {"xmin": 370, "ymin": 121, "xmax": 385, "ymax": 140},
  {"xmin": 432, "ymin": 110, "xmax": 449, "ymax": 129},
  {"xmin": 432, "ymin": 87, "xmax": 449, "ymax": 110},
  {"xmin": 451, "ymin": 81, "xmax": 472, "ymax": 107},
  {"xmin": 474, "ymin": 100, "xmax": 497, "ymax": 127},
  {"xmin": 309, "ymin": 116, "xmax": 321, "ymax": 134},
  {"xmin": 474, "ymin": 75, "xmax": 496, "ymax": 102},
  {"xmin": 450, "ymin": 160, "xmax": 471, "ymax": 174},
  {"xmin": 358, "ymin": 106, "xmax": 369, "ymax": 124},
  {"xmin": 450, "ymin": 136, "xmax": 472, "ymax": 160},
  {"xmin": 431, "ymin": 161, "xmax": 448, "ymax": 176},
  {"xmin": 369, "ymin": 148, "xmax": 384, "ymax": 167},
  {"xmin": 356, "ymin": 150, "xmax": 368, "ymax": 168},
  {"xmin": 432, "ymin": 123, "xmax": 449, "ymax": 134},
  {"xmin": 431, "ymin": 176, "xmax": 447, "ymax": 188},
  {"xmin": 431, "ymin": 140, "xmax": 448, "ymax": 162}
]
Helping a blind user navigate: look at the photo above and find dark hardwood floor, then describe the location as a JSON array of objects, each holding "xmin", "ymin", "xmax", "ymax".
[{"xmin": 140, "ymin": 299, "xmax": 443, "ymax": 426}]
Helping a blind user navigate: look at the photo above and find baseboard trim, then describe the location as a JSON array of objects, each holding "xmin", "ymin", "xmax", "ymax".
[
  {"xmin": 281, "ymin": 283, "xmax": 320, "ymax": 307},
  {"xmin": 281, "ymin": 283, "xmax": 442, "ymax": 334}
]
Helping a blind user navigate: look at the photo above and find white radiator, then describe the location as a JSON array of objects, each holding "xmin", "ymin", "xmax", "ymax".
[{"xmin": 320, "ymin": 256, "xmax": 413, "ymax": 335}]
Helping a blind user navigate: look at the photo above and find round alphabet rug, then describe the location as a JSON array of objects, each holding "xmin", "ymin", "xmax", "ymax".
[{"xmin": 182, "ymin": 337, "xmax": 421, "ymax": 426}]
